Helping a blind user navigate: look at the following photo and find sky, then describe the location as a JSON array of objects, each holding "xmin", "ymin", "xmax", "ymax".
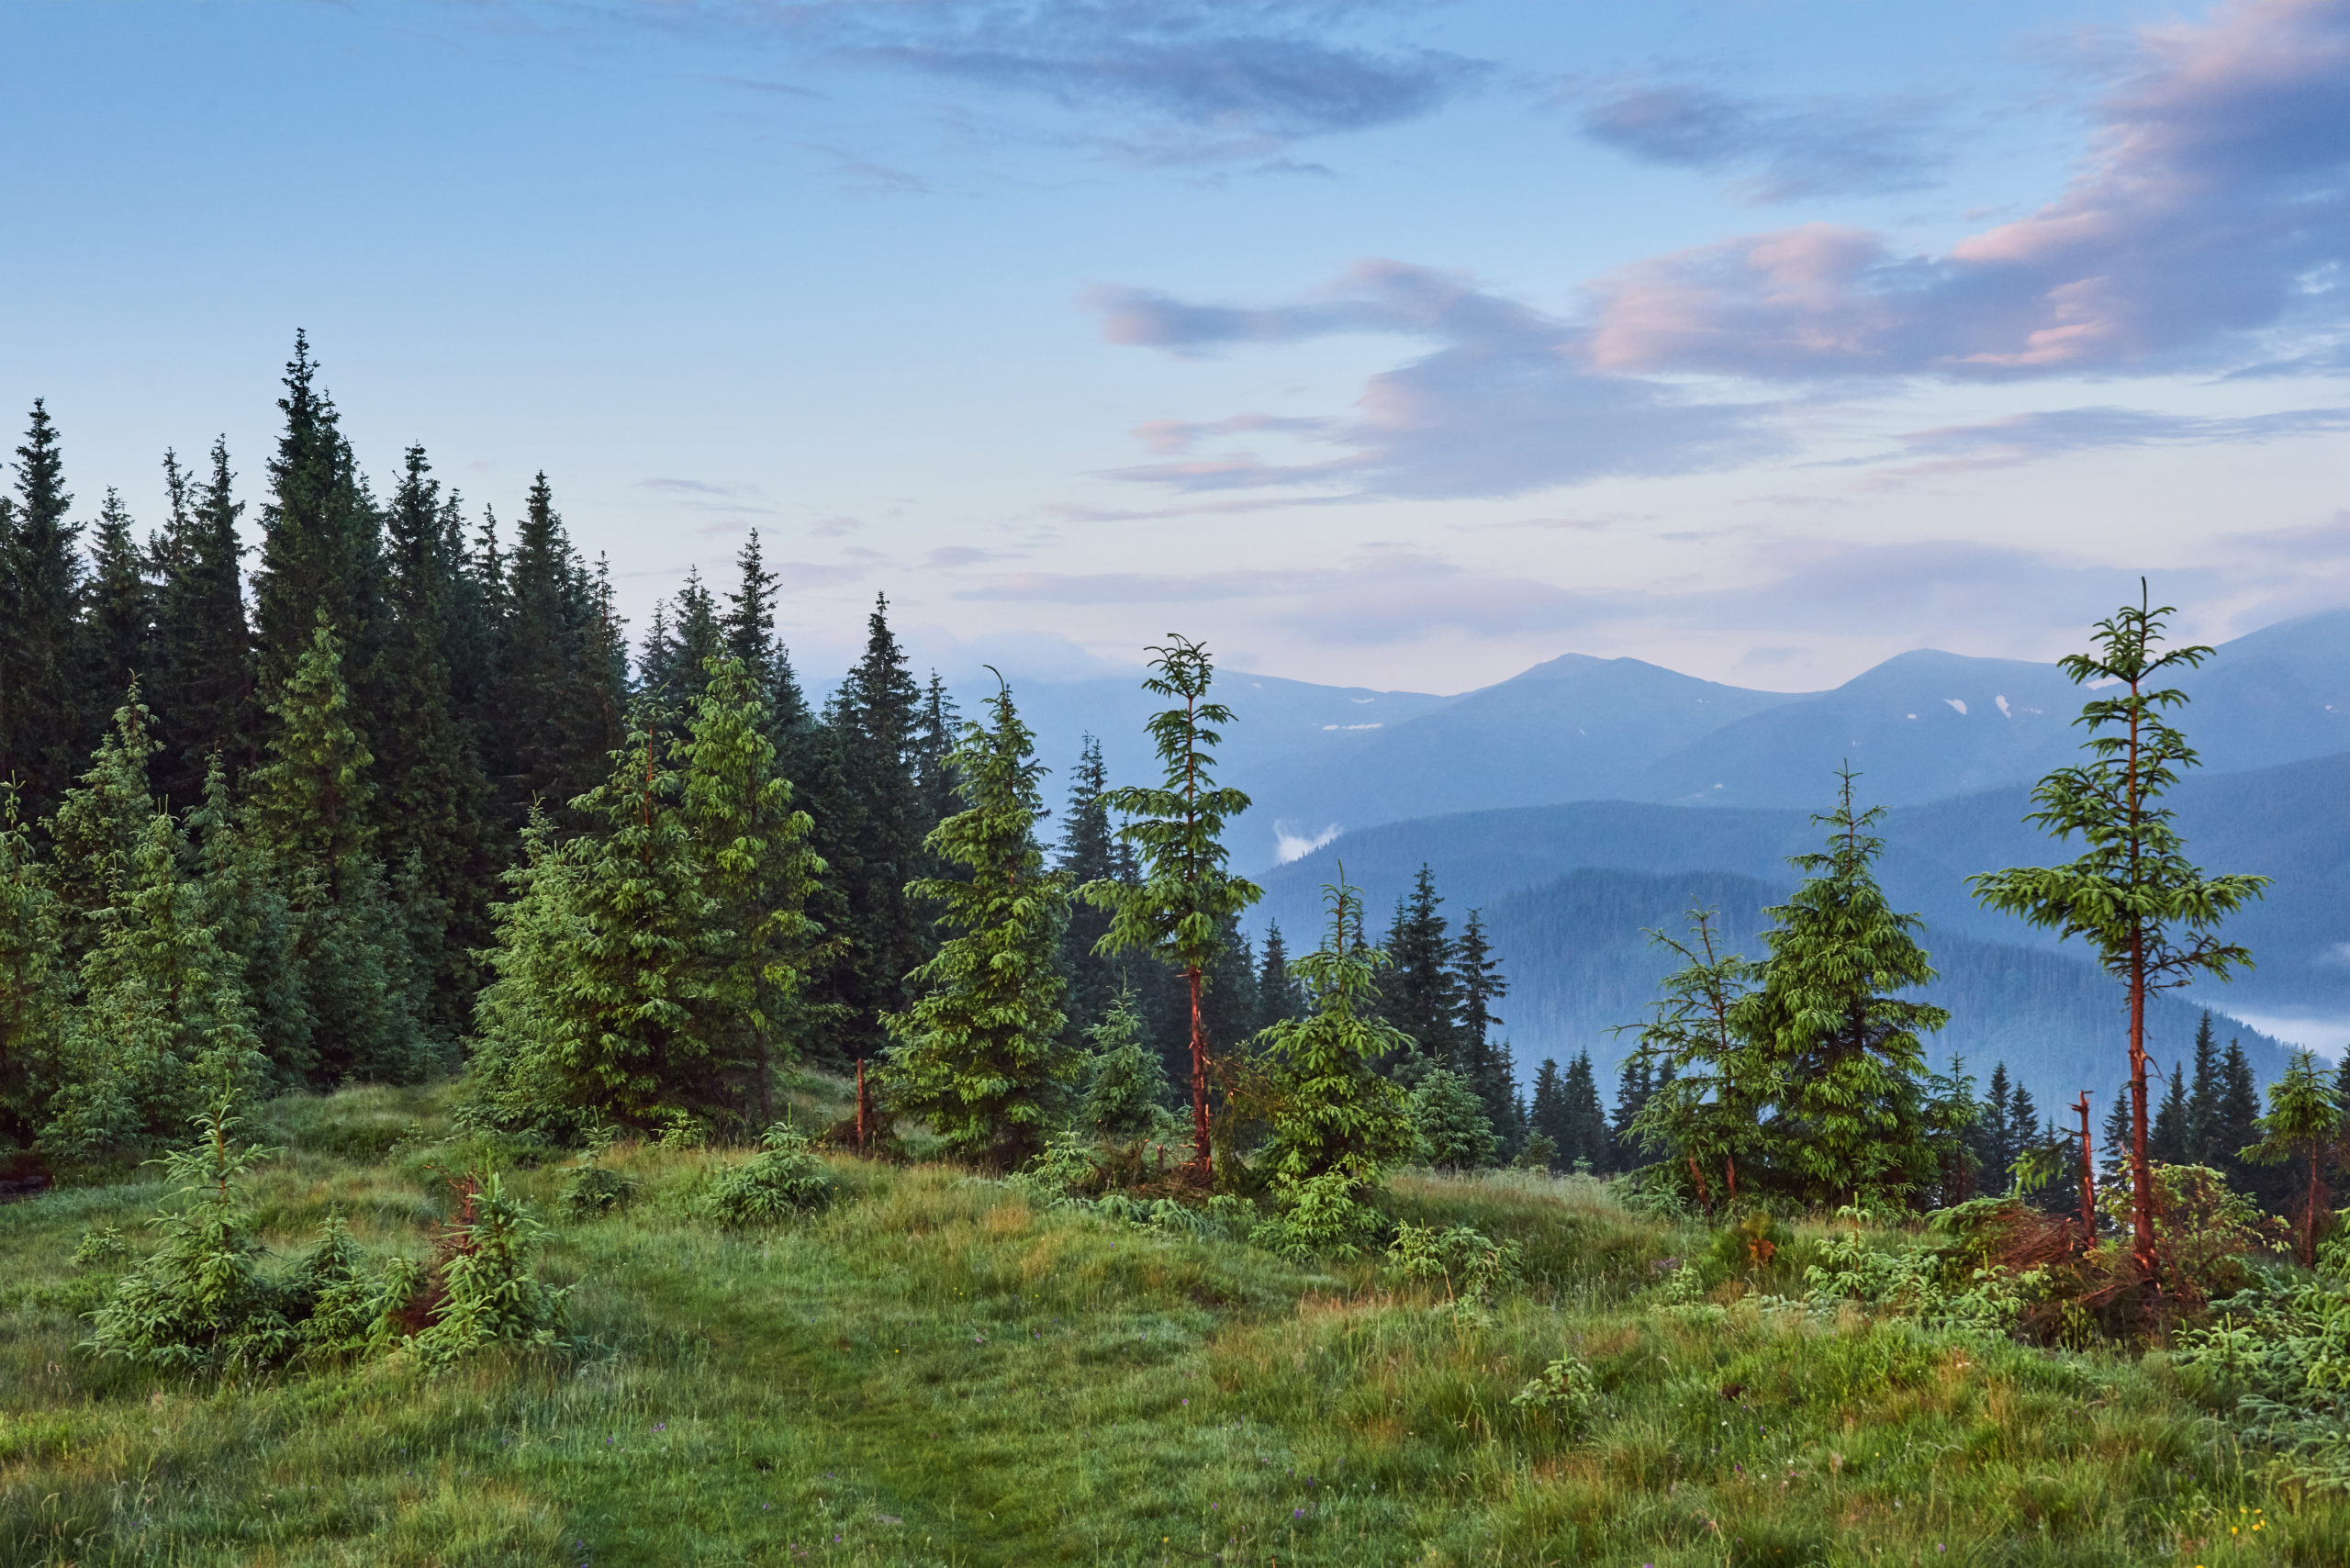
[{"xmin": 5, "ymin": 0, "xmax": 2348, "ymax": 696}]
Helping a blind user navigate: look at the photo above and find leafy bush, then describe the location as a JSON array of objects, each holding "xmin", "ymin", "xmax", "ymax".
[
  {"xmin": 72, "ymin": 1225, "xmax": 129, "ymax": 1266},
  {"xmin": 1389, "ymin": 1221, "xmax": 1523, "ymax": 1309},
  {"xmin": 558, "ymin": 1162, "xmax": 643, "ymax": 1218},
  {"xmin": 703, "ymin": 1124, "xmax": 835, "ymax": 1226},
  {"xmin": 1512, "ymin": 1355, "xmax": 1599, "ymax": 1433}
]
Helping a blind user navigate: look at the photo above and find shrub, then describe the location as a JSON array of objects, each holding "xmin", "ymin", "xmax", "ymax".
[
  {"xmin": 703, "ymin": 1123, "xmax": 835, "ymax": 1226},
  {"xmin": 1409, "ymin": 1067, "xmax": 1498, "ymax": 1170},
  {"xmin": 558, "ymin": 1162, "xmax": 643, "ymax": 1218},
  {"xmin": 1511, "ymin": 1356, "xmax": 1599, "ymax": 1433},
  {"xmin": 1389, "ymin": 1221, "xmax": 1522, "ymax": 1308}
]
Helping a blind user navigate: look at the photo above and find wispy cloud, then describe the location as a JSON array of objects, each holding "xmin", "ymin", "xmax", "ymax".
[
  {"xmin": 1858, "ymin": 404, "xmax": 2350, "ymax": 483},
  {"xmin": 1092, "ymin": 260, "xmax": 1780, "ymax": 498},
  {"xmin": 660, "ymin": 1, "xmax": 1487, "ymax": 158},
  {"xmin": 1570, "ymin": 80, "xmax": 1949, "ymax": 202}
]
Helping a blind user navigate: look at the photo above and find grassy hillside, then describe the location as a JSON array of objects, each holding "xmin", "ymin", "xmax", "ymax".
[{"xmin": 4, "ymin": 1082, "xmax": 2341, "ymax": 1566}]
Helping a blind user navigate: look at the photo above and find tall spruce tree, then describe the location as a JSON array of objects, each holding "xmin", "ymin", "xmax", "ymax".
[
  {"xmin": 1450, "ymin": 905, "xmax": 1518, "ymax": 1147},
  {"xmin": 1083, "ymin": 634, "xmax": 1261, "ymax": 1173},
  {"xmin": 2186, "ymin": 1012, "xmax": 2221, "ymax": 1165},
  {"xmin": 1971, "ymin": 585, "xmax": 2268, "ymax": 1279},
  {"xmin": 149, "ymin": 442, "xmax": 256, "ymax": 808},
  {"xmin": 883, "ymin": 678, "xmax": 1070, "ymax": 1169},
  {"xmin": 1528, "ymin": 1058, "xmax": 1566, "ymax": 1169},
  {"xmin": 1378, "ymin": 867, "xmax": 1459, "ymax": 1071},
  {"xmin": 1627, "ymin": 905, "xmax": 1768, "ymax": 1210},
  {"xmin": 185, "ymin": 756, "xmax": 311, "ymax": 1085},
  {"xmin": 680, "ymin": 655, "xmax": 824, "ymax": 1125},
  {"xmin": 375, "ymin": 446, "xmax": 498, "ymax": 1036},
  {"xmin": 1732, "ymin": 768, "xmax": 1947, "ymax": 1208},
  {"xmin": 487, "ymin": 475, "xmax": 618, "ymax": 825},
  {"xmin": 2244, "ymin": 1049, "xmax": 2342, "ymax": 1267},
  {"xmin": 1, "ymin": 399, "xmax": 85, "ymax": 815},
  {"xmin": 1054, "ymin": 735, "xmax": 1131, "ymax": 1049},
  {"xmin": 813, "ymin": 595, "xmax": 929, "ymax": 1065},
  {"xmin": 82, "ymin": 488, "xmax": 152, "ymax": 727},
  {"xmin": 2151, "ymin": 1060, "xmax": 2189, "ymax": 1164},
  {"xmin": 252, "ymin": 336, "xmax": 386, "ymax": 748},
  {"xmin": 248, "ymin": 614, "xmax": 426, "ymax": 1085},
  {"xmin": 1560, "ymin": 1050, "xmax": 1610, "ymax": 1172},
  {"xmin": 45, "ymin": 689, "xmax": 166, "ymax": 958},
  {"xmin": 1256, "ymin": 920, "xmax": 1303, "ymax": 1029}
]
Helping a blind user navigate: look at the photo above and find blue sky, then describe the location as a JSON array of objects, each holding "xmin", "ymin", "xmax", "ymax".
[{"xmin": 6, "ymin": 0, "xmax": 2348, "ymax": 693}]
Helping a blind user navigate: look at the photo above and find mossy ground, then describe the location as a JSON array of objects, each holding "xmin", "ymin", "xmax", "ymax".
[{"xmin": 1, "ymin": 1080, "xmax": 2338, "ymax": 1565}]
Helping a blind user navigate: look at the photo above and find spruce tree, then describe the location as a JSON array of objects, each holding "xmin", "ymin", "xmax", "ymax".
[
  {"xmin": 1561, "ymin": 1050, "xmax": 1610, "ymax": 1172},
  {"xmin": 1971, "ymin": 585, "xmax": 2268, "ymax": 1279},
  {"xmin": 720, "ymin": 529, "xmax": 817, "ymax": 764},
  {"xmin": 82, "ymin": 488, "xmax": 152, "ymax": 729},
  {"xmin": 45, "ymin": 689, "xmax": 165, "ymax": 958},
  {"xmin": 680, "ymin": 655, "xmax": 823, "ymax": 1125},
  {"xmin": 248, "ymin": 614, "xmax": 425, "ymax": 1084},
  {"xmin": 252, "ymin": 335, "xmax": 386, "ymax": 728},
  {"xmin": 1055, "ymin": 736, "xmax": 1125, "ymax": 1047},
  {"xmin": 373, "ymin": 446, "xmax": 498, "ymax": 1036},
  {"xmin": 185, "ymin": 756, "xmax": 311, "ymax": 1084},
  {"xmin": 477, "ymin": 714, "xmax": 725, "ymax": 1132},
  {"xmin": 1251, "ymin": 877, "xmax": 1416, "ymax": 1188},
  {"xmin": 0, "ymin": 786, "xmax": 66, "ymax": 1153},
  {"xmin": 487, "ymin": 475, "xmax": 617, "ymax": 827},
  {"xmin": 2244, "ymin": 1049, "xmax": 2342, "ymax": 1266},
  {"xmin": 1256, "ymin": 920, "xmax": 1303, "ymax": 1028},
  {"xmin": 1627, "ymin": 905, "xmax": 1769, "ymax": 1209},
  {"xmin": 1078, "ymin": 989, "xmax": 1173, "ymax": 1144},
  {"xmin": 883, "ymin": 678, "xmax": 1070, "ymax": 1169},
  {"xmin": 2186, "ymin": 1012, "xmax": 2221, "ymax": 1165},
  {"xmin": 1973, "ymin": 1062, "xmax": 2018, "ymax": 1189},
  {"xmin": 148, "ymin": 442, "xmax": 256, "ymax": 808},
  {"xmin": 2151, "ymin": 1060, "xmax": 2188, "ymax": 1164},
  {"xmin": 1378, "ymin": 866, "xmax": 1459, "ymax": 1069},
  {"xmin": 1528, "ymin": 1058, "xmax": 1565, "ymax": 1169},
  {"xmin": 1734, "ymin": 767, "xmax": 1946, "ymax": 1207},
  {"xmin": 813, "ymin": 595, "xmax": 928, "ymax": 1063},
  {"xmin": 1083, "ymin": 634, "xmax": 1261, "ymax": 1174},
  {"xmin": 1611, "ymin": 1055, "xmax": 1655, "ymax": 1167},
  {"xmin": 1409, "ymin": 1066, "xmax": 1498, "ymax": 1170},
  {"xmin": 0, "ymin": 399, "xmax": 85, "ymax": 815},
  {"xmin": 44, "ymin": 813, "xmax": 269, "ymax": 1162},
  {"xmin": 2215, "ymin": 1038, "xmax": 2267, "ymax": 1203},
  {"xmin": 2099, "ymin": 1085, "xmax": 2133, "ymax": 1195}
]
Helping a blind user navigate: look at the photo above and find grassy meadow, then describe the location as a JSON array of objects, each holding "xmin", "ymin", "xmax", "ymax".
[{"xmin": 1, "ymin": 1077, "xmax": 2340, "ymax": 1567}]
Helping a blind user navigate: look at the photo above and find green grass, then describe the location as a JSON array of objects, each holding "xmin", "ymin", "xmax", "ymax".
[{"xmin": 1, "ymin": 1082, "xmax": 2341, "ymax": 1566}]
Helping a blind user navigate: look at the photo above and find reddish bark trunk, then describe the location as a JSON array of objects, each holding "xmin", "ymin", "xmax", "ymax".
[
  {"xmin": 2074, "ymin": 1092, "xmax": 2097, "ymax": 1250},
  {"xmin": 1188, "ymin": 962, "xmax": 1211, "ymax": 1173}
]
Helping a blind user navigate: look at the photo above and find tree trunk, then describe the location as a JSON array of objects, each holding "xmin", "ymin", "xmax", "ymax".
[
  {"xmin": 2306, "ymin": 1143, "xmax": 2321, "ymax": 1270},
  {"xmin": 2129, "ymin": 934, "xmax": 2156, "ymax": 1279},
  {"xmin": 2075, "ymin": 1092, "xmax": 2097, "ymax": 1249},
  {"xmin": 1187, "ymin": 962, "xmax": 1211, "ymax": 1174}
]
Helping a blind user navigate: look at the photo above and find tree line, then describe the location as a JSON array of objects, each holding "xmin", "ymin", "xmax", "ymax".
[{"xmin": 0, "ymin": 340, "xmax": 1540, "ymax": 1181}]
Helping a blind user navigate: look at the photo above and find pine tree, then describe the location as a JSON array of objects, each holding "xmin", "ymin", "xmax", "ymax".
[
  {"xmin": 1449, "ymin": 906, "xmax": 1518, "ymax": 1140},
  {"xmin": 883, "ymin": 678, "xmax": 1070, "ymax": 1169},
  {"xmin": 1251, "ymin": 877, "xmax": 1416, "ymax": 1188},
  {"xmin": 1921, "ymin": 1056, "xmax": 1981, "ymax": 1206},
  {"xmin": 680, "ymin": 655, "xmax": 823, "ymax": 1125},
  {"xmin": 248, "ymin": 615, "xmax": 425, "ymax": 1085},
  {"xmin": 1735, "ymin": 767, "xmax": 1946, "ymax": 1208},
  {"xmin": 642, "ymin": 569, "xmax": 724, "ymax": 720},
  {"xmin": 0, "ymin": 786, "xmax": 66, "ymax": 1153},
  {"xmin": 811, "ymin": 595, "xmax": 928, "ymax": 1065},
  {"xmin": 43, "ymin": 813, "xmax": 269, "ymax": 1162},
  {"xmin": 2244, "ymin": 1049, "xmax": 2342, "ymax": 1266},
  {"xmin": 2215, "ymin": 1038, "xmax": 2268, "ymax": 1203},
  {"xmin": 914, "ymin": 672, "xmax": 962, "ymax": 867},
  {"xmin": 374, "ymin": 446, "xmax": 498, "ymax": 1037},
  {"xmin": 252, "ymin": 336, "xmax": 388, "ymax": 787},
  {"xmin": 1256, "ymin": 920, "xmax": 1303, "ymax": 1029},
  {"xmin": 82, "ymin": 488, "xmax": 152, "ymax": 730},
  {"xmin": 1379, "ymin": 866, "xmax": 1459, "ymax": 1070},
  {"xmin": 1053, "ymin": 736, "xmax": 1131, "ymax": 1048},
  {"xmin": 487, "ymin": 475, "xmax": 617, "ymax": 827},
  {"xmin": 148, "ymin": 442, "xmax": 256, "ymax": 809},
  {"xmin": 185, "ymin": 757, "xmax": 311, "ymax": 1085},
  {"xmin": 1627, "ymin": 905, "xmax": 1768, "ymax": 1209},
  {"xmin": 0, "ymin": 399, "xmax": 85, "ymax": 815},
  {"xmin": 2151, "ymin": 1060, "xmax": 2189, "ymax": 1164},
  {"xmin": 2099, "ymin": 1085, "xmax": 2133, "ymax": 1196},
  {"xmin": 1561, "ymin": 1050, "xmax": 1610, "ymax": 1173},
  {"xmin": 1972, "ymin": 1062, "xmax": 2017, "ymax": 1190},
  {"xmin": 1611, "ymin": 1055, "xmax": 1655, "ymax": 1168},
  {"xmin": 1971, "ymin": 585, "xmax": 2269, "ymax": 1279},
  {"xmin": 2186, "ymin": 1012, "xmax": 2221, "ymax": 1165},
  {"xmin": 1078, "ymin": 989, "xmax": 1173, "ymax": 1145},
  {"xmin": 1528, "ymin": 1058, "xmax": 1565, "ymax": 1170},
  {"xmin": 1082, "ymin": 634, "xmax": 1261, "ymax": 1174},
  {"xmin": 44, "ymin": 689, "xmax": 166, "ymax": 958},
  {"xmin": 1409, "ymin": 1066, "xmax": 1497, "ymax": 1170},
  {"xmin": 719, "ymin": 529, "xmax": 816, "ymax": 763}
]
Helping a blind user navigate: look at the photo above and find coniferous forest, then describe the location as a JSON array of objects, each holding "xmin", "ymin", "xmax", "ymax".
[{"xmin": 10, "ymin": 346, "xmax": 2350, "ymax": 1562}]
